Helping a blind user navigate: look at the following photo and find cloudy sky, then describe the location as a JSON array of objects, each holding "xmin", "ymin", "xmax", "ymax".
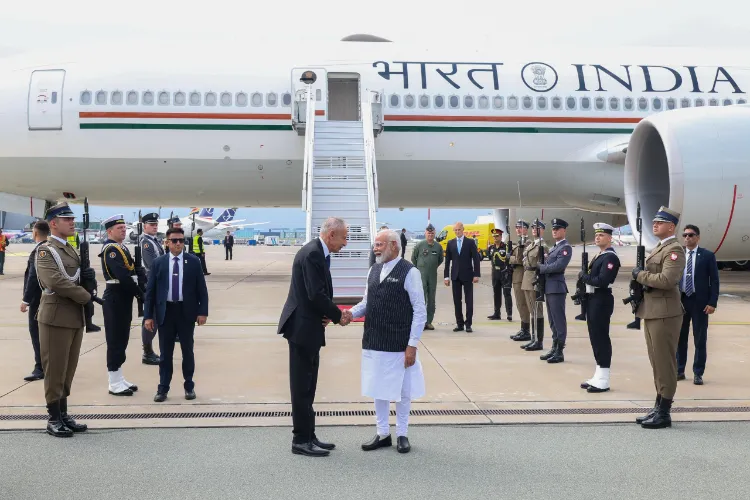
[{"xmin": 3, "ymin": 0, "xmax": 748, "ymax": 229}]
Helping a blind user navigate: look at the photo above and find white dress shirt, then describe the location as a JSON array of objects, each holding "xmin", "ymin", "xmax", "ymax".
[
  {"xmin": 350, "ymin": 256, "xmax": 427, "ymax": 347},
  {"xmin": 167, "ymin": 250, "xmax": 184, "ymax": 302}
]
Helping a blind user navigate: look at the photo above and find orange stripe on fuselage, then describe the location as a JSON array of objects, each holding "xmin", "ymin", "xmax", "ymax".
[
  {"xmin": 383, "ymin": 114, "xmax": 642, "ymax": 124},
  {"xmin": 79, "ymin": 110, "xmax": 325, "ymax": 119}
]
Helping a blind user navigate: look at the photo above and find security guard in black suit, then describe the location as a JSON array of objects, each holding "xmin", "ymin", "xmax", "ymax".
[
  {"xmin": 487, "ymin": 228, "xmax": 513, "ymax": 321},
  {"xmin": 578, "ymin": 223, "xmax": 621, "ymax": 393},
  {"xmin": 99, "ymin": 214, "xmax": 146, "ymax": 396}
]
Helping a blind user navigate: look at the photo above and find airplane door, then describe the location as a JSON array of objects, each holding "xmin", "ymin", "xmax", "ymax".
[
  {"xmin": 28, "ymin": 69, "xmax": 66, "ymax": 130},
  {"xmin": 291, "ymin": 67, "xmax": 328, "ymax": 119}
]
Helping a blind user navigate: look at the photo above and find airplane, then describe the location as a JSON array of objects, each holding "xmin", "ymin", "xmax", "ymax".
[
  {"xmin": 1, "ymin": 36, "xmax": 749, "ymax": 269},
  {"xmin": 125, "ymin": 208, "xmax": 238, "ymax": 242}
]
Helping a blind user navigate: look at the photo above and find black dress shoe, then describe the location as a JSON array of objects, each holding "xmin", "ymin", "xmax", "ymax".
[
  {"xmin": 154, "ymin": 392, "xmax": 167, "ymax": 402},
  {"xmin": 397, "ymin": 436, "xmax": 411, "ymax": 453},
  {"xmin": 24, "ymin": 368, "xmax": 44, "ymax": 382},
  {"xmin": 361, "ymin": 434, "xmax": 392, "ymax": 451},
  {"xmin": 46, "ymin": 402, "xmax": 73, "ymax": 438},
  {"xmin": 465, "ymin": 326, "xmax": 473, "ymax": 333},
  {"xmin": 142, "ymin": 352, "xmax": 160, "ymax": 365},
  {"xmin": 677, "ymin": 372, "xmax": 686, "ymax": 381},
  {"xmin": 694, "ymin": 375, "xmax": 704, "ymax": 385},
  {"xmin": 524, "ymin": 341, "xmax": 543, "ymax": 351},
  {"xmin": 453, "ymin": 326, "xmax": 464, "ymax": 332},
  {"xmin": 424, "ymin": 323, "xmax": 435, "ymax": 330},
  {"xmin": 109, "ymin": 388, "xmax": 134, "ymax": 396},
  {"xmin": 292, "ymin": 442, "xmax": 330, "ymax": 457},
  {"xmin": 312, "ymin": 437, "xmax": 335, "ymax": 450},
  {"xmin": 185, "ymin": 390, "xmax": 196, "ymax": 400},
  {"xmin": 487, "ymin": 314, "xmax": 500, "ymax": 320},
  {"xmin": 580, "ymin": 381, "xmax": 591, "ymax": 389},
  {"xmin": 507, "ymin": 316, "xmax": 512, "ymax": 322},
  {"xmin": 86, "ymin": 324, "xmax": 102, "ymax": 333}
]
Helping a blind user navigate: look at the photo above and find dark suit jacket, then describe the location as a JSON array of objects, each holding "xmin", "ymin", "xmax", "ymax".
[
  {"xmin": 444, "ymin": 236, "xmax": 481, "ymax": 282},
  {"xmin": 223, "ymin": 235, "xmax": 234, "ymax": 248},
  {"xmin": 22, "ymin": 242, "xmax": 44, "ymax": 309},
  {"xmin": 682, "ymin": 246, "xmax": 720, "ymax": 309},
  {"xmin": 144, "ymin": 251, "xmax": 209, "ymax": 326},
  {"xmin": 278, "ymin": 238, "xmax": 342, "ymax": 348}
]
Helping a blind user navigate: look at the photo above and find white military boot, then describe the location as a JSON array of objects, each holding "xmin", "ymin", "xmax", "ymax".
[{"xmin": 587, "ymin": 367, "xmax": 611, "ymax": 393}]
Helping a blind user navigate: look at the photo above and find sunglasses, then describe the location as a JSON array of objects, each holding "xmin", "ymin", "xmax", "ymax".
[
  {"xmin": 682, "ymin": 233, "xmax": 697, "ymax": 238},
  {"xmin": 168, "ymin": 238, "xmax": 184, "ymax": 244}
]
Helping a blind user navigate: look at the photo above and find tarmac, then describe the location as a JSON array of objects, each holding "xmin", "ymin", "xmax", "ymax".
[{"xmin": 1, "ymin": 241, "xmax": 749, "ymax": 432}]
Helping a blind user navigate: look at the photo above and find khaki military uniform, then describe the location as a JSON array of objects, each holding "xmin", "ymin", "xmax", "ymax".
[
  {"xmin": 507, "ymin": 240, "xmax": 529, "ymax": 323},
  {"xmin": 635, "ymin": 237, "xmax": 686, "ymax": 400},
  {"xmin": 522, "ymin": 239, "xmax": 548, "ymax": 320},
  {"xmin": 35, "ymin": 237, "xmax": 91, "ymax": 405}
]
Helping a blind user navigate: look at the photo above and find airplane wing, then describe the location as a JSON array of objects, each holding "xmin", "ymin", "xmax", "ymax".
[{"xmin": 219, "ymin": 221, "xmax": 270, "ymax": 229}]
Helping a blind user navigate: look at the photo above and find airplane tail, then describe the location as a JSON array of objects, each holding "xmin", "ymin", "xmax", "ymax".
[
  {"xmin": 189, "ymin": 208, "xmax": 200, "ymax": 216},
  {"xmin": 199, "ymin": 208, "xmax": 215, "ymax": 218},
  {"xmin": 214, "ymin": 208, "xmax": 237, "ymax": 223}
]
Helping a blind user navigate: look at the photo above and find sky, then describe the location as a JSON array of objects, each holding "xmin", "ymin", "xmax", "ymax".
[{"xmin": 3, "ymin": 0, "xmax": 749, "ymax": 230}]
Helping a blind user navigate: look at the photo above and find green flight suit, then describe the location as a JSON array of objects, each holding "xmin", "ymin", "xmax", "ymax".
[{"xmin": 411, "ymin": 239, "xmax": 444, "ymax": 324}]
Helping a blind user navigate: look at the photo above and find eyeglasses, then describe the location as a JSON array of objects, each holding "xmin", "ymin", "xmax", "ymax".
[
  {"xmin": 168, "ymin": 238, "xmax": 184, "ymax": 244},
  {"xmin": 682, "ymin": 233, "xmax": 697, "ymax": 238}
]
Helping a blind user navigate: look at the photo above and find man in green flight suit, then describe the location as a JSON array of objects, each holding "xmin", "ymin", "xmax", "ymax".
[{"xmin": 411, "ymin": 223, "xmax": 444, "ymax": 330}]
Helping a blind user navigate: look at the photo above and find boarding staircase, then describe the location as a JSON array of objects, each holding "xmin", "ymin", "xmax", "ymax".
[{"xmin": 294, "ymin": 87, "xmax": 383, "ymax": 302}]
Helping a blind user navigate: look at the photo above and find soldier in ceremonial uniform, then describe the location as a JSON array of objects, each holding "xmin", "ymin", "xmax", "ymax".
[
  {"xmin": 509, "ymin": 220, "xmax": 531, "ymax": 341},
  {"xmin": 578, "ymin": 223, "xmax": 620, "ymax": 392},
  {"xmin": 633, "ymin": 206, "xmax": 686, "ymax": 429},
  {"xmin": 538, "ymin": 218, "xmax": 572, "ymax": 363},
  {"xmin": 520, "ymin": 220, "xmax": 548, "ymax": 351},
  {"xmin": 487, "ymin": 228, "xmax": 513, "ymax": 321},
  {"xmin": 99, "ymin": 214, "xmax": 146, "ymax": 396},
  {"xmin": 139, "ymin": 212, "xmax": 164, "ymax": 365},
  {"xmin": 411, "ymin": 223, "xmax": 444, "ymax": 330},
  {"xmin": 35, "ymin": 202, "xmax": 97, "ymax": 437}
]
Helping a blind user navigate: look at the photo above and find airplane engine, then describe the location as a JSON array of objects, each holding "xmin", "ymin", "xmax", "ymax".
[{"xmin": 625, "ymin": 105, "xmax": 750, "ymax": 262}]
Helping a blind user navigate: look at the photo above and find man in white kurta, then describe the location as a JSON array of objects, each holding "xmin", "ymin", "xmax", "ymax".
[{"xmin": 348, "ymin": 230, "xmax": 427, "ymax": 454}]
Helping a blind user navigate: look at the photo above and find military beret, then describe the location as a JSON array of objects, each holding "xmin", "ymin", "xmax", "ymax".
[
  {"xmin": 45, "ymin": 202, "xmax": 75, "ymax": 221},
  {"xmin": 551, "ymin": 218, "xmax": 568, "ymax": 229},
  {"xmin": 104, "ymin": 214, "xmax": 126, "ymax": 229},
  {"xmin": 653, "ymin": 206, "xmax": 680, "ymax": 225},
  {"xmin": 594, "ymin": 222, "xmax": 614, "ymax": 235},
  {"xmin": 426, "ymin": 224, "xmax": 436, "ymax": 232},
  {"xmin": 515, "ymin": 219, "xmax": 529, "ymax": 229},
  {"xmin": 141, "ymin": 212, "xmax": 159, "ymax": 223}
]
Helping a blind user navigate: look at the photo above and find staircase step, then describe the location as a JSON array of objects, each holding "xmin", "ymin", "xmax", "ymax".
[{"xmin": 312, "ymin": 179, "xmax": 367, "ymax": 190}]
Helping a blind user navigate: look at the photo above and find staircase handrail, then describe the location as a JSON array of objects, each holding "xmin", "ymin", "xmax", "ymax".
[
  {"xmin": 361, "ymin": 90, "xmax": 380, "ymax": 244},
  {"xmin": 301, "ymin": 86, "xmax": 316, "ymax": 242}
]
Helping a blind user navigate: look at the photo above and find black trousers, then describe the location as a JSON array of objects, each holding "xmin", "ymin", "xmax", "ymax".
[
  {"xmin": 225, "ymin": 246, "xmax": 233, "ymax": 260},
  {"xmin": 451, "ymin": 279, "xmax": 474, "ymax": 328},
  {"xmin": 141, "ymin": 318, "xmax": 158, "ymax": 346},
  {"xmin": 199, "ymin": 253, "xmax": 209, "ymax": 274},
  {"xmin": 677, "ymin": 294, "xmax": 709, "ymax": 376},
  {"xmin": 585, "ymin": 290, "xmax": 614, "ymax": 368},
  {"xmin": 158, "ymin": 302, "xmax": 196, "ymax": 394},
  {"xmin": 491, "ymin": 270, "xmax": 513, "ymax": 317},
  {"xmin": 28, "ymin": 304, "xmax": 42, "ymax": 371},
  {"xmin": 288, "ymin": 340, "xmax": 320, "ymax": 444},
  {"xmin": 103, "ymin": 286, "xmax": 134, "ymax": 372}
]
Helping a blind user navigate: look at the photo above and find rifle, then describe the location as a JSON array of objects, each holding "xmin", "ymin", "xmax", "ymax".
[
  {"xmin": 503, "ymin": 215, "xmax": 513, "ymax": 283},
  {"xmin": 80, "ymin": 198, "xmax": 104, "ymax": 311},
  {"xmin": 623, "ymin": 202, "xmax": 645, "ymax": 330},
  {"xmin": 531, "ymin": 218, "xmax": 546, "ymax": 337},
  {"xmin": 134, "ymin": 210, "xmax": 145, "ymax": 317},
  {"xmin": 571, "ymin": 217, "xmax": 587, "ymax": 320}
]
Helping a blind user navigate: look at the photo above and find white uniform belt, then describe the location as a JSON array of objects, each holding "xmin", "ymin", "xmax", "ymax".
[
  {"xmin": 106, "ymin": 280, "xmax": 120, "ymax": 284},
  {"xmin": 586, "ymin": 284, "xmax": 612, "ymax": 293}
]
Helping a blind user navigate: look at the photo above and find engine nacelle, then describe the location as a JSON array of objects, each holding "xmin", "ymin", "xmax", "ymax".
[{"xmin": 625, "ymin": 105, "xmax": 750, "ymax": 260}]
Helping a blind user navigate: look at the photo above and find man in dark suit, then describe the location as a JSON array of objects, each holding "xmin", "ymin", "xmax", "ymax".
[
  {"xmin": 278, "ymin": 217, "xmax": 350, "ymax": 457},
  {"xmin": 144, "ymin": 226, "xmax": 209, "ymax": 402},
  {"xmin": 677, "ymin": 224, "xmax": 719, "ymax": 385},
  {"xmin": 20, "ymin": 220, "xmax": 50, "ymax": 382},
  {"xmin": 400, "ymin": 229, "xmax": 408, "ymax": 258},
  {"xmin": 443, "ymin": 222, "xmax": 481, "ymax": 332},
  {"xmin": 223, "ymin": 231, "xmax": 234, "ymax": 260}
]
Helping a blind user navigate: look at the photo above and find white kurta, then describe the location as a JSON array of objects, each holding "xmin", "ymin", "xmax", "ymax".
[{"xmin": 350, "ymin": 257, "xmax": 427, "ymax": 402}]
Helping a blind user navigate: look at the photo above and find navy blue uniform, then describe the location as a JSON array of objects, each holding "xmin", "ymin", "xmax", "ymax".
[{"xmin": 581, "ymin": 248, "xmax": 621, "ymax": 368}]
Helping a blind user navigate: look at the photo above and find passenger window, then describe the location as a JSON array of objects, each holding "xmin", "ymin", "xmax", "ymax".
[
  {"xmin": 80, "ymin": 91, "xmax": 92, "ymax": 105},
  {"xmin": 205, "ymin": 92, "xmax": 217, "ymax": 106},
  {"xmin": 282, "ymin": 92, "xmax": 292, "ymax": 106},
  {"xmin": 709, "ymin": 98, "xmax": 719, "ymax": 106},
  {"xmin": 723, "ymin": 99, "xmax": 733, "ymax": 106},
  {"xmin": 624, "ymin": 97, "xmax": 634, "ymax": 110},
  {"xmin": 251, "ymin": 92, "xmax": 263, "ymax": 106},
  {"xmin": 493, "ymin": 95, "xmax": 504, "ymax": 109},
  {"xmin": 449, "ymin": 95, "xmax": 459, "ymax": 108},
  {"xmin": 565, "ymin": 96, "xmax": 576, "ymax": 110},
  {"xmin": 189, "ymin": 92, "xmax": 201, "ymax": 106},
  {"xmin": 522, "ymin": 96, "xmax": 532, "ymax": 109},
  {"xmin": 419, "ymin": 95, "xmax": 430, "ymax": 108},
  {"xmin": 267, "ymin": 93, "xmax": 278, "ymax": 106},
  {"xmin": 580, "ymin": 97, "xmax": 591, "ymax": 110},
  {"xmin": 638, "ymin": 97, "xmax": 648, "ymax": 111},
  {"xmin": 695, "ymin": 98, "xmax": 705, "ymax": 107},
  {"xmin": 680, "ymin": 98, "xmax": 691, "ymax": 108},
  {"xmin": 666, "ymin": 98, "xmax": 676, "ymax": 110},
  {"xmin": 142, "ymin": 91, "xmax": 154, "ymax": 105},
  {"xmin": 478, "ymin": 95, "xmax": 489, "ymax": 109},
  {"xmin": 127, "ymin": 91, "xmax": 139, "ymax": 105},
  {"xmin": 464, "ymin": 95, "xmax": 474, "ymax": 108},
  {"xmin": 434, "ymin": 95, "xmax": 445, "ymax": 108},
  {"xmin": 537, "ymin": 96, "xmax": 547, "ymax": 109},
  {"xmin": 595, "ymin": 97, "xmax": 605, "ymax": 110},
  {"xmin": 609, "ymin": 97, "xmax": 619, "ymax": 110},
  {"xmin": 652, "ymin": 98, "xmax": 662, "ymax": 111},
  {"xmin": 404, "ymin": 94, "xmax": 415, "ymax": 108},
  {"xmin": 508, "ymin": 96, "xmax": 518, "ymax": 109},
  {"xmin": 389, "ymin": 94, "xmax": 400, "ymax": 107},
  {"xmin": 158, "ymin": 91, "xmax": 169, "ymax": 105},
  {"xmin": 111, "ymin": 91, "xmax": 123, "ymax": 105},
  {"xmin": 174, "ymin": 92, "xmax": 185, "ymax": 106},
  {"xmin": 551, "ymin": 96, "xmax": 562, "ymax": 110},
  {"xmin": 95, "ymin": 91, "xmax": 107, "ymax": 105}
]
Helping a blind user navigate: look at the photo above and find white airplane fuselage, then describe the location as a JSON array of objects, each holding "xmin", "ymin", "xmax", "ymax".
[{"xmin": 0, "ymin": 41, "xmax": 748, "ymax": 216}]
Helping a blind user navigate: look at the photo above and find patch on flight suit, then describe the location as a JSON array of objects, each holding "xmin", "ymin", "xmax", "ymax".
[
  {"xmin": 109, "ymin": 252, "xmax": 116, "ymax": 259},
  {"xmin": 431, "ymin": 250, "xmax": 437, "ymax": 255},
  {"xmin": 423, "ymin": 249, "xmax": 429, "ymax": 256},
  {"xmin": 670, "ymin": 252, "xmax": 678, "ymax": 261},
  {"xmin": 39, "ymin": 250, "xmax": 46, "ymax": 258},
  {"xmin": 607, "ymin": 262, "xmax": 614, "ymax": 269}
]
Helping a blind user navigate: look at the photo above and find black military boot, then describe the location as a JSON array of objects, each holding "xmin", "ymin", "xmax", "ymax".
[
  {"xmin": 539, "ymin": 340, "xmax": 558, "ymax": 361},
  {"xmin": 60, "ymin": 398, "xmax": 87, "ymax": 433},
  {"xmin": 547, "ymin": 342, "xmax": 565, "ymax": 363},
  {"xmin": 46, "ymin": 401, "xmax": 73, "ymax": 438},
  {"xmin": 511, "ymin": 322, "xmax": 531, "ymax": 341},
  {"xmin": 636, "ymin": 395, "xmax": 661, "ymax": 424},
  {"xmin": 142, "ymin": 343, "xmax": 160, "ymax": 365},
  {"xmin": 641, "ymin": 397, "xmax": 673, "ymax": 429},
  {"xmin": 488, "ymin": 311, "xmax": 501, "ymax": 320},
  {"xmin": 524, "ymin": 319, "xmax": 544, "ymax": 351},
  {"xmin": 520, "ymin": 329, "xmax": 536, "ymax": 349}
]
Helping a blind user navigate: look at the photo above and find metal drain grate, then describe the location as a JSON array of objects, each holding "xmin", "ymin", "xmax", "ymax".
[{"xmin": 2, "ymin": 406, "xmax": 749, "ymax": 421}]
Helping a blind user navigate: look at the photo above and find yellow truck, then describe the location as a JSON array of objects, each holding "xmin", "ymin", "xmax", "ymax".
[{"xmin": 436, "ymin": 223, "xmax": 495, "ymax": 260}]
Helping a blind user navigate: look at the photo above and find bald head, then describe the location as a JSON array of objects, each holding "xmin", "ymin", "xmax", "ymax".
[
  {"xmin": 320, "ymin": 217, "xmax": 348, "ymax": 253},
  {"xmin": 453, "ymin": 222, "xmax": 464, "ymax": 238}
]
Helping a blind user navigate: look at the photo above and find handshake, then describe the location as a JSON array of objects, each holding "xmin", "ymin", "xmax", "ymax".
[{"xmin": 323, "ymin": 310, "xmax": 353, "ymax": 328}]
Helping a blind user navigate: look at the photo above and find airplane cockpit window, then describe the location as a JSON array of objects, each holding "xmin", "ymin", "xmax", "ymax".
[
  {"xmin": 624, "ymin": 97, "xmax": 634, "ymax": 110},
  {"xmin": 652, "ymin": 98, "xmax": 662, "ymax": 111},
  {"xmin": 609, "ymin": 97, "xmax": 619, "ymax": 110},
  {"xmin": 251, "ymin": 92, "xmax": 263, "ymax": 106},
  {"xmin": 666, "ymin": 98, "xmax": 676, "ymax": 110},
  {"xmin": 449, "ymin": 95, "xmax": 459, "ymax": 108},
  {"xmin": 235, "ymin": 92, "xmax": 247, "ymax": 107},
  {"xmin": 637, "ymin": 97, "xmax": 648, "ymax": 111},
  {"xmin": 419, "ymin": 95, "xmax": 430, "ymax": 108},
  {"xmin": 111, "ymin": 91, "xmax": 123, "ymax": 105},
  {"xmin": 508, "ymin": 96, "xmax": 518, "ymax": 109},
  {"xmin": 127, "ymin": 91, "xmax": 139, "ymax": 105},
  {"xmin": 389, "ymin": 94, "xmax": 400, "ymax": 107},
  {"xmin": 158, "ymin": 91, "xmax": 170, "ymax": 105},
  {"xmin": 537, "ymin": 96, "xmax": 547, "ymax": 109},
  {"xmin": 434, "ymin": 95, "xmax": 445, "ymax": 108},
  {"xmin": 464, "ymin": 95, "xmax": 474, "ymax": 108},
  {"xmin": 267, "ymin": 93, "xmax": 278, "ymax": 106},
  {"xmin": 282, "ymin": 93, "xmax": 292, "ymax": 106},
  {"xmin": 478, "ymin": 95, "xmax": 489, "ymax": 109},
  {"xmin": 95, "ymin": 91, "xmax": 107, "ymax": 105},
  {"xmin": 708, "ymin": 98, "xmax": 719, "ymax": 106},
  {"xmin": 174, "ymin": 92, "xmax": 186, "ymax": 106},
  {"xmin": 189, "ymin": 92, "xmax": 201, "ymax": 106},
  {"xmin": 680, "ymin": 98, "xmax": 690, "ymax": 108},
  {"xmin": 80, "ymin": 91, "xmax": 92, "ymax": 105},
  {"xmin": 205, "ymin": 92, "xmax": 217, "ymax": 106},
  {"xmin": 522, "ymin": 96, "xmax": 532, "ymax": 109},
  {"xmin": 594, "ymin": 97, "xmax": 605, "ymax": 110},
  {"xmin": 580, "ymin": 97, "xmax": 591, "ymax": 109},
  {"xmin": 723, "ymin": 99, "xmax": 733, "ymax": 106},
  {"xmin": 551, "ymin": 96, "xmax": 562, "ymax": 110},
  {"xmin": 436, "ymin": 230, "xmax": 447, "ymax": 242},
  {"xmin": 493, "ymin": 96, "xmax": 504, "ymax": 109},
  {"xmin": 143, "ymin": 91, "xmax": 154, "ymax": 105},
  {"xmin": 404, "ymin": 94, "xmax": 415, "ymax": 108},
  {"xmin": 565, "ymin": 97, "xmax": 576, "ymax": 110},
  {"xmin": 695, "ymin": 98, "xmax": 705, "ymax": 107}
]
